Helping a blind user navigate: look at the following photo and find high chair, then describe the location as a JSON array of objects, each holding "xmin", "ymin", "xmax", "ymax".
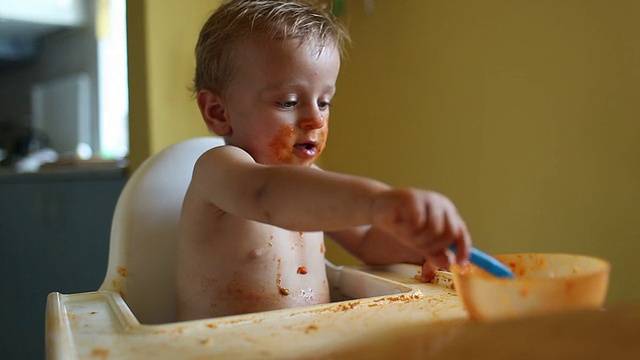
[
  {"xmin": 98, "ymin": 136, "xmax": 225, "ymax": 324},
  {"xmin": 45, "ymin": 137, "xmax": 467, "ymax": 359}
]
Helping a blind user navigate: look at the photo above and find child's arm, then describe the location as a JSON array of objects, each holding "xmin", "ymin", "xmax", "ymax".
[
  {"xmin": 328, "ymin": 225, "xmax": 442, "ymax": 281},
  {"xmin": 327, "ymin": 214, "xmax": 468, "ymax": 281},
  {"xmin": 190, "ymin": 145, "xmax": 386, "ymax": 230},
  {"xmin": 190, "ymin": 145, "xmax": 471, "ymax": 268}
]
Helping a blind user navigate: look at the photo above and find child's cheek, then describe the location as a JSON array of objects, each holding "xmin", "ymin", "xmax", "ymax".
[{"xmin": 268, "ymin": 125, "xmax": 295, "ymax": 162}]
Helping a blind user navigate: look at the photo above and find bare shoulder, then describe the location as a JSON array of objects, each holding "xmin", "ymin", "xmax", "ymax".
[
  {"xmin": 196, "ymin": 144, "xmax": 255, "ymax": 167},
  {"xmin": 191, "ymin": 145, "xmax": 260, "ymax": 187},
  {"xmin": 188, "ymin": 144, "xmax": 269, "ymax": 217}
]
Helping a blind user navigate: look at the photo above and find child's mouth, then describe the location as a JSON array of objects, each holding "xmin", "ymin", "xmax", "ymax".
[{"xmin": 293, "ymin": 142, "xmax": 318, "ymax": 158}]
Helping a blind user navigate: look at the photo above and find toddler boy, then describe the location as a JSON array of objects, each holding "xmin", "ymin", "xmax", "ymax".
[{"xmin": 175, "ymin": 0, "xmax": 471, "ymax": 321}]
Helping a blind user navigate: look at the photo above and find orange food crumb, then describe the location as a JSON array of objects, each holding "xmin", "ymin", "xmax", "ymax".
[
  {"xmin": 305, "ymin": 324, "xmax": 319, "ymax": 334},
  {"xmin": 91, "ymin": 348, "xmax": 109, "ymax": 359},
  {"xmin": 117, "ymin": 266, "xmax": 127, "ymax": 277},
  {"xmin": 518, "ymin": 268, "xmax": 526, "ymax": 276},
  {"xmin": 279, "ymin": 286, "xmax": 290, "ymax": 296},
  {"xmin": 297, "ymin": 266, "xmax": 308, "ymax": 275}
]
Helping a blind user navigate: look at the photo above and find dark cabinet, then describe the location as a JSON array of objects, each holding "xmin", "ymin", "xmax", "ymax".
[{"xmin": 0, "ymin": 168, "xmax": 126, "ymax": 359}]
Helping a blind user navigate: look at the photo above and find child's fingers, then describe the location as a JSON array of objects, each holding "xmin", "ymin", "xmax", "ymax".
[
  {"xmin": 420, "ymin": 262, "xmax": 440, "ymax": 282},
  {"xmin": 421, "ymin": 208, "xmax": 456, "ymax": 250},
  {"xmin": 452, "ymin": 222, "xmax": 472, "ymax": 265},
  {"xmin": 421, "ymin": 210, "xmax": 471, "ymax": 265},
  {"xmin": 439, "ymin": 210, "xmax": 471, "ymax": 266},
  {"xmin": 426, "ymin": 198, "xmax": 445, "ymax": 237},
  {"xmin": 426, "ymin": 251, "xmax": 451, "ymax": 270},
  {"xmin": 421, "ymin": 231, "xmax": 452, "ymax": 254}
]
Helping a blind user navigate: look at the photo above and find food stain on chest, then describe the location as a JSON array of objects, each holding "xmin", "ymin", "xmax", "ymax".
[
  {"xmin": 299, "ymin": 287, "xmax": 316, "ymax": 303},
  {"xmin": 292, "ymin": 231, "xmax": 305, "ymax": 250},
  {"xmin": 276, "ymin": 258, "xmax": 290, "ymax": 296},
  {"xmin": 268, "ymin": 125, "xmax": 295, "ymax": 162}
]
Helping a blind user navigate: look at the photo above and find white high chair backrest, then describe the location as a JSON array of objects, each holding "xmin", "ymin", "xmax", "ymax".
[{"xmin": 99, "ymin": 137, "xmax": 225, "ymax": 324}]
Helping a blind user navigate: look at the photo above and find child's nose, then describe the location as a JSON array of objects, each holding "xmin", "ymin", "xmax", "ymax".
[{"xmin": 298, "ymin": 114, "xmax": 325, "ymax": 130}]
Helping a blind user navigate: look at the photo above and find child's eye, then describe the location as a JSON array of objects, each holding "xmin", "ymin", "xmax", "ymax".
[
  {"xmin": 278, "ymin": 101, "xmax": 297, "ymax": 109},
  {"xmin": 318, "ymin": 101, "xmax": 331, "ymax": 110}
]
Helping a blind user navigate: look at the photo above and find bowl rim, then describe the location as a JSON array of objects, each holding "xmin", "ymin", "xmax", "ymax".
[{"xmin": 452, "ymin": 252, "xmax": 611, "ymax": 283}]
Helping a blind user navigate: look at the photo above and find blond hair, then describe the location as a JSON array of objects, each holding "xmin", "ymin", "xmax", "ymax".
[{"xmin": 192, "ymin": 0, "xmax": 349, "ymax": 96}]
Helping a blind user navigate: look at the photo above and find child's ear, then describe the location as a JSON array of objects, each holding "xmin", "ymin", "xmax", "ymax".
[{"xmin": 197, "ymin": 89, "xmax": 232, "ymax": 136}]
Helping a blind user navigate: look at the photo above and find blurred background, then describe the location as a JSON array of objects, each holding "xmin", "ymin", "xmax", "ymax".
[
  {"xmin": 1, "ymin": 0, "xmax": 638, "ymax": 358},
  {"xmin": 322, "ymin": 0, "xmax": 640, "ymax": 308}
]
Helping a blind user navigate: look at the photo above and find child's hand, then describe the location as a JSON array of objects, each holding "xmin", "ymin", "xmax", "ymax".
[{"xmin": 370, "ymin": 188, "xmax": 471, "ymax": 270}]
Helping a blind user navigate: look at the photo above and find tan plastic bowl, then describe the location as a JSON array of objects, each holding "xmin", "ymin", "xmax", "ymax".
[{"xmin": 451, "ymin": 253, "xmax": 610, "ymax": 321}]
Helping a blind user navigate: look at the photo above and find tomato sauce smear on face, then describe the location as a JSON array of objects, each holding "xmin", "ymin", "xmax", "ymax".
[
  {"xmin": 269, "ymin": 125, "xmax": 295, "ymax": 163},
  {"xmin": 268, "ymin": 124, "xmax": 328, "ymax": 165}
]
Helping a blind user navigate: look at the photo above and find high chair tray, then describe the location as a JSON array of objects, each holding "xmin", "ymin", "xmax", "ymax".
[{"xmin": 46, "ymin": 263, "xmax": 465, "ymax": 359}]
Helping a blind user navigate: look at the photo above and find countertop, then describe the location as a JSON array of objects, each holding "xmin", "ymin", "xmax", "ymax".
[{"xmin": 0, "ymin": 160, "xmax": 127, "ymax": 183}]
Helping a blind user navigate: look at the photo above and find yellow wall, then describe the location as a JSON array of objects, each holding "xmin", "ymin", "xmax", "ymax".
[
  {"xmin": 324, "ymin": 0, "xmax": 640, "ymax": 304},
  {"xmin": 128, "ymin": 0, "xmax": 640, "ymax": 304},
  {"xmin": 127, "ymin": 0, "xmax": 220, "ymax": 171}
]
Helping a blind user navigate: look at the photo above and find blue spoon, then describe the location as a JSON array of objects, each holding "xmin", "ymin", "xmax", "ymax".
[{"xmin": 449, "ymin": 245, "xmax": 514, "ymax": 279}]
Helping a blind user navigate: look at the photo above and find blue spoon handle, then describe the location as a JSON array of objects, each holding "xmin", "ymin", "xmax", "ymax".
[{"xmin": 449, "ymin": 245, "xmax": 514, "ymax": 279}]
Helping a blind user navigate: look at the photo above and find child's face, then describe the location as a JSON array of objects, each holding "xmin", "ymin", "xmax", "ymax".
[{"xmin": 219, "ymin": 38, "xmax": 341, "ymax": 166}]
